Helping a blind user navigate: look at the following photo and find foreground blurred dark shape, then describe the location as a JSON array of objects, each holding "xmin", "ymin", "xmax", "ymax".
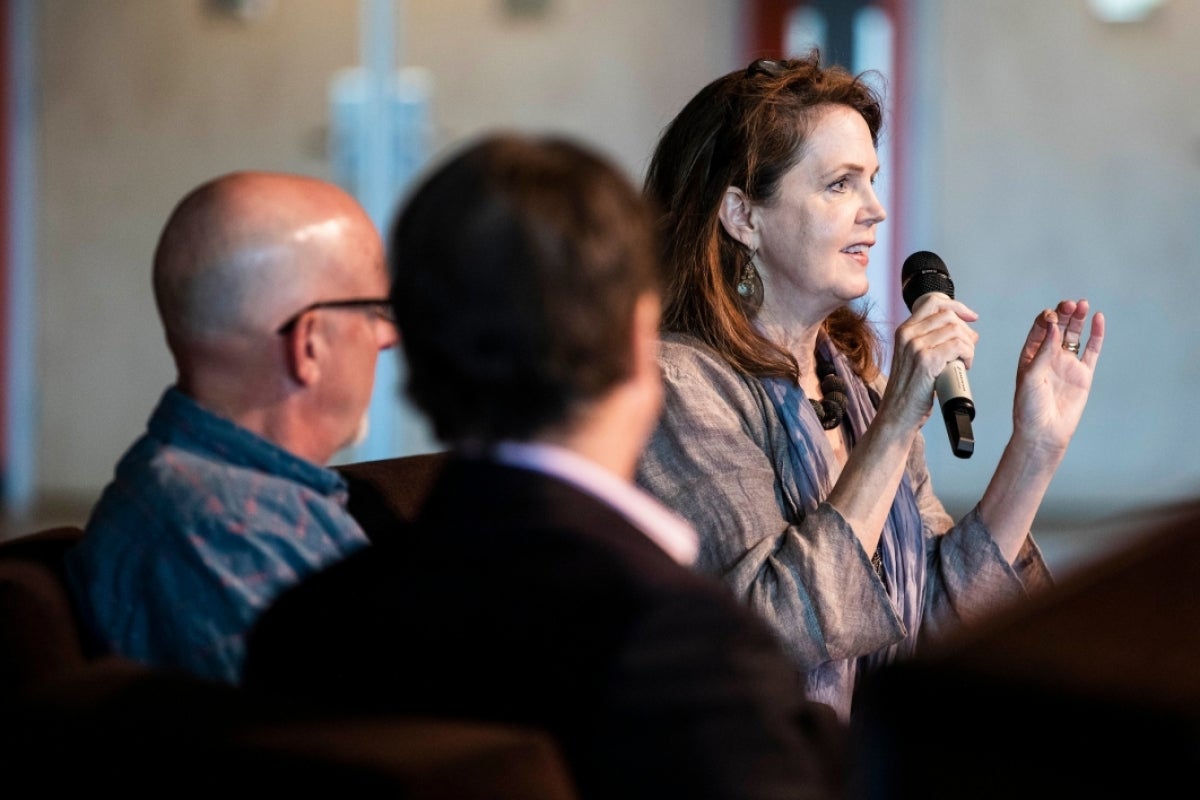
[
  {"xmin": 849, "ymin": 499, "xmax": 1200, "ymax": 798},
  {"xmin": 7, "ymin": 456, "xmax": 1196, "ymax": 796}
]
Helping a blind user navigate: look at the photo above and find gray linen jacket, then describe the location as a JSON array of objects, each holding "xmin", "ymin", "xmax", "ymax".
[{"xmin": 636, "ymin": 333, "xmax": 1054, "ymax": 691}]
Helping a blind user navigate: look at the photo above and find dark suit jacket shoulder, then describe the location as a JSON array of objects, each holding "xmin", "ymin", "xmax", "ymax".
[{"xmin": 245, "ymin": 456, "xmax": 844, "ymax": 800}]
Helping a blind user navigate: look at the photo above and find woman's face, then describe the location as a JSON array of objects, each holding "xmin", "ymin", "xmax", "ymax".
[{"xmin": 750, "ymin": 104, "xmax": 886, "ymax": 328}]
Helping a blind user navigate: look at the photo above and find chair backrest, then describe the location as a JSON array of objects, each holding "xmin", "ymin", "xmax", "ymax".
[
  {"xmin": 1, "ymin": 657, "xmax": 581, "ymax": 798},
  {"xmin": 336, "ymin": 451, "xmax": 449, "ymax": 544},
  {"xmin": 0, "ymin": 453, "xmax": 451, "ymax": 688},
  {"xmin": 0, "ymin": 471, "xmax": 581, "ymax": 797},
  {"xmin": 0, "ymin": 525, "xmax": 90, "ymax": 694}
]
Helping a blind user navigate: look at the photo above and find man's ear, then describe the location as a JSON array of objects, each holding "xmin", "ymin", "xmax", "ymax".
[
  {"xmin": 282, "ymin": 312, "xmax": 323, "ymax": 387},
  {"xmin": 717, "ymin": 186, "xmax": 758, "ymax": 250}
]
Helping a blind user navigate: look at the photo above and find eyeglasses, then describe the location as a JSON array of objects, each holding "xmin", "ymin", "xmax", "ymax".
[
  {"xmin": 275, "ymin": 297, "xmax": 395, "ymax": 335},
  {"xmin": 745, "ymin": 58, "xmax": 785, "ymax": 79}
]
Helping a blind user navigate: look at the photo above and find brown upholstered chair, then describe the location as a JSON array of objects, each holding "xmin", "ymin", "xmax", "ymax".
[
  {"xmin": 336, "ymin": 450, "xmax": 449, "ymax": 544},
  {"xmin": 1, "ymin": 658, "xmax": 579, "ymax": 797},
  {"xmin": 0, "ymin": 450, "xmax": 452, "ymax": 689},
  {"xmin": 0, "ymin": 524, "xmax": 94, "ymax": 695},
  {"xmin": 0, "ymin": 455, "xmax": 578, "ymax": 797}
]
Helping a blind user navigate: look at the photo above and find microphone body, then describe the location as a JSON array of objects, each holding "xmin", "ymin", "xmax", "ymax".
[{"xmin": 900, "ymin": 251, "xmax": 975, "ymax": 458}]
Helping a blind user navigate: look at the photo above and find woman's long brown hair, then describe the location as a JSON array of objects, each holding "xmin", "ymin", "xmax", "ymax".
[{"xmin": 644, "ymin": 51, "xmax": 885, "ymax": 383}]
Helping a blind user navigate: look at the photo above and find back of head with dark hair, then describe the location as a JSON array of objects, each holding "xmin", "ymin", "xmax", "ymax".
[{"xmin": 389, "ymin": 134, "xmax": 659, "ymax": 445}]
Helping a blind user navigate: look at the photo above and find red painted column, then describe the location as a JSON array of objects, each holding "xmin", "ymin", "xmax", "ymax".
[{"xmin": 744, "ymin": 0, "xmax": 792, "ymax": 61}]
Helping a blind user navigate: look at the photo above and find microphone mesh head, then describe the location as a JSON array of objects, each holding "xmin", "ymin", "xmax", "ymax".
[{"xmin": 901, "ymin": 250, "xmax": 954, "ymax": 310}]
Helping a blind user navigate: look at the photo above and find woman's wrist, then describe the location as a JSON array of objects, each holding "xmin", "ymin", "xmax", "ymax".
[{"xmin": 1007, "ymin": 427, "xmax": 1069, "ymax": 472}]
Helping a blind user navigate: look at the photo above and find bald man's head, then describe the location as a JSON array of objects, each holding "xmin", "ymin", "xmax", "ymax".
[
  {"xmin": 152, "ymin": 171, "xmax": 383, "ymax": 351},
  {"xmin": 149, "ymin": 170, "xmax": 395, "ymax": 464}
]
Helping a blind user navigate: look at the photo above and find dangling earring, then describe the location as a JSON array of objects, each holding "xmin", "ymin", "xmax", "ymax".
[{"xmin": 736, "ymin": 248, "xmax": 764, "ymax": 309}]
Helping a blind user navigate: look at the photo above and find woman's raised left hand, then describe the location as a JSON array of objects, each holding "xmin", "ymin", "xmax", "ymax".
[{"xmin": 1011, "ymin": 298, "xmax": 1105, "ymax": 460}]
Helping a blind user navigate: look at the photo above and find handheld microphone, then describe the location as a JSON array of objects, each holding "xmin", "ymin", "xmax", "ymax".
[{"xmin": 900, "ymin": 250, "xmax": 975, "ymax": 459}]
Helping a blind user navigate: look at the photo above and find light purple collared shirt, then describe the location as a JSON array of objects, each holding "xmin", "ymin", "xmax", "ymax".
[{"xmin": 492, "ymin": 441, "xmax": 699, "ymax": 566}]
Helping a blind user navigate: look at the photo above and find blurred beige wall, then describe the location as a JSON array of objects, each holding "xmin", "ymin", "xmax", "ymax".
[
  {"xmin": 910, "ymin": 0, "xmax": 1200, "ymax": 525},
  {"xmin": 33, "ymin": 0, "xmax": 741, "ymax": 504},
  {"xmin": 26, "ymin": 0, "xmax": 1200, "ymax": 554},
  {"xmin": 38, "ymin": 0, "xmax": 361, "ymax": 501}
]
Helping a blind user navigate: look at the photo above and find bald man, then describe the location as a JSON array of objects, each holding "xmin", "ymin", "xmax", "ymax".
[{"xmin": 65, "ymin": 171, "xmax": 397, "ymax": 684}]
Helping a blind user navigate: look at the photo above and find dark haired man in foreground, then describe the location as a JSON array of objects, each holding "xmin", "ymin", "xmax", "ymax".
[{"xmin": 244, "ymin": 134, "xmax": 846, "ymax": 799}]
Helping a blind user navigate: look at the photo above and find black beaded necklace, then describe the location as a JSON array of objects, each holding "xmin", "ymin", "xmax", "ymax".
[{"xmin": 810, "ymin": 354, "xmax": 849, "ymax": 430}]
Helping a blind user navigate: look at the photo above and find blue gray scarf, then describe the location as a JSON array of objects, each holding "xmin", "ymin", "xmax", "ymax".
[{"xmin": 762, "ymin": 334, "xmax": 926, "ymax": 717}]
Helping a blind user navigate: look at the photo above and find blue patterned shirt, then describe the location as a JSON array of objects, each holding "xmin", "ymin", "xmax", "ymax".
[{"xmin": 65, "ymin": 386, "xmax": 370, "ymax": 684}]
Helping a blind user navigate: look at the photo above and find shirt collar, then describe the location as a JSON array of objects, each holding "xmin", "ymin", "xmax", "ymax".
[
  {"xmin": 151, "ymin": 386, "xmax": 348, "ymax": 499},
  {"xmin": 489, "ymin": 440, "xmax": 699, "ymax": 566}
]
